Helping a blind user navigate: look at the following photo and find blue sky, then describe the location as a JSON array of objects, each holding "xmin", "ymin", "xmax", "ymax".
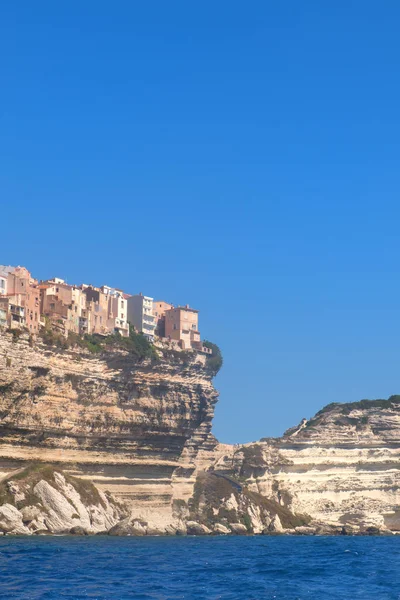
[{"xmin": 2, "ymin": 2, "xmax": 400, "ymax": 443}]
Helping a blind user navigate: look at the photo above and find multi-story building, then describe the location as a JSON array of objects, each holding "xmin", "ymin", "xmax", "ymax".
[
  {"xmin": 40, "ymin": 278, "xmax": 86, "ymax": 334},
  {"xmin": 164, "ymin": 305, "xmax": 200, "ymax": 349},
  {"xmin": 153, "ymin": 300, "xmax": 173, "ymax": 337},
  {"xmin": 0, "ymin": 266, "xmax": 16, "ymax": 282},
  {"xmin": 82, "ymin": 286, "xmax": 109, "ymax": 335},
  {"xmin": 0, "ymin": 297, "xmax": 9, "ymax": 328},
  {"xmin": 0, "ymin": 269, "xmax": 10, "ymax": 326},
  {"xmin": 8, "ymin": 295, "xmax": 26, "ymax": 328},
  {"xmin": 25, "ymin": 284, "xmax": 41, "ymax": 333},
  {"xmin": 0, "ymin": 264, "xmax": 211, "ymax": 353},
  {"xmin": 0, "ymin": 274, "xmax": 7, "ymax": 296},
  {"xmin": 40, "ymin": 279, "xmax": 130, "ymax": 338},
  {"xmin": 127, "ymin": 294, "xmax": 156, "ymax": 340},
  {"xmin": 101, "ymin": 286, "xmax": 129, "ymax": 337},
  {"xmin": 0, "ymin": 266, "xmax": 40, "ymax": 332}
]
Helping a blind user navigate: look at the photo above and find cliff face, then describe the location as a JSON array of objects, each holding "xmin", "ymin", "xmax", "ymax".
[
  {"xmin": 211, "ymin": 398, "xmax": 400, "ymax": 532},
  {"xmin": 1, "ymin": 332, "xmax": 400, "ymax": 535},
  {"xmin": 0, "ymin": 332, "xmax": 218, "ymax": 529}
]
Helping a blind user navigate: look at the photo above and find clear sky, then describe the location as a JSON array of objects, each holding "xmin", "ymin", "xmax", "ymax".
[{"xmin": 2, "ymin": 2, "xmax": 400, "ymax": 443}]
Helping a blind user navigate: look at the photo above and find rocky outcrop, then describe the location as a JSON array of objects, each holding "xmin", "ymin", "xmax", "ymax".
[
  {"xmin": 186, "ymin": 471, "xmax": 309, "ymax": 534},
  {"xmin": 0, "ymin": 504, "xmax": 30, "ymax": 534},
  {"xmin": 210, "ymin": 396, "xmax": 400, "ymax": 532},
  {"xmin": 0, "ymin": 464, "xmax": 126, "ymax": 534}
]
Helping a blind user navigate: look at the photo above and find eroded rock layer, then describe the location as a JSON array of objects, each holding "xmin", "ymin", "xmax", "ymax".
[
  {"xmin": 0, "ymin": 332, "xmax": 218, "ymax": 529},
  {"xmin": 211, "ymin": 398, "xmax": 400, "ymax": 532},
  {"xmin": 1, "ymin": 332, "xmax": 400, "ymax": 534}
]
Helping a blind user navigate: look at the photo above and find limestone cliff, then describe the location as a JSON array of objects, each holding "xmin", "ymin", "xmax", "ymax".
[
  {"xmin": 211, "ymin": 397, "xmax": 400, "ymax": 533},
  {"xmin": 1, "ymin": 331, "xmax": 399, "ymax": 535},
  {"xmin": 0, "ymin": 331, "xmax": 218, "ymax": 531}
]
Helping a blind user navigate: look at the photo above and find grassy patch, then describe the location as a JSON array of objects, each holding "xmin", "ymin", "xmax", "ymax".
[
  {"xmin": 243, "ymin": 488, "xmax": 310, "ymax": 529},
  {"xmin": 39, "ymin": 327, "xmax": 69, "ymax": 349},
  {"xmin": 190, "ymin": 471, "xmax": 310, "ymax": 530},
  {"xmin": 241, "ymin": 445, "xmax": 266, "ymax": 467},
  {"xmin": 315, "ymin": 395, "xmax": 400, "ymax": 419},
  {"xmin": 68, "ymin": 328, "xmax": 159, "ymax": 362},
  {"xmin": 64, "ymin": 472, "xmax": 106, "ymax": 509}
]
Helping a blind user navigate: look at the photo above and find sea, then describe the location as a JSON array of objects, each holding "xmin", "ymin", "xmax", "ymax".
[{"xmin": 0, "ymin": 536, "xmax": 399, "ymax": 599}]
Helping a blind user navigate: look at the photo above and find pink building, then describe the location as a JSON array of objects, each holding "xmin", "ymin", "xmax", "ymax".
[
  {"xmin": 165, "ymin": 305, "xmax": 200, "ymax": 349},
  {"xmin": 40, "ymin": 278, "xmax": 85, "ymax": 334},
  {"xmin": 0, "ymin": 266, "xmax": 40, "ymax": 332},
  {"xmin": 153, "ymin": 300, "xmax": 173, "ymax": 337}
]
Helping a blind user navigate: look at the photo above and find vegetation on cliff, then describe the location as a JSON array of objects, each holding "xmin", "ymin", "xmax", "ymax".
[
  {"xmin": 189, "ymin": 471, "xmax": 310, "ymax": 532},
  {"xmin": 203, "ymin": 341, "xmax": 223, "ymax": 376},
  {"xmin": 38, "ymin": 323, "xmax": 159, "ymax": 362},
  {"xmin": 315, "ymin": 395, "xmax": 400, "ymax": 417}
]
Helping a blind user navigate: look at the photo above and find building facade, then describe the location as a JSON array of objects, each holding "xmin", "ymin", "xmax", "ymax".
[
  {"xmin": 40, "ymin": 279, "xmax": 84, "ymax": 334},
  {"xmin": 0, "ymin": 263, "xmax": 210, "ymax": 353},
  {"xmin": 101, "ymin": 286, "xmax": 129, "ymax": 337},
  {"xmin": 82, "ymin": 286, "xmax": 109, "ymax": 335},
  {"xmin": 0, "ymin": 266, "xmax": 40, "ymax": 332},
  {"xmin": 0, "ymin": 297, "xmax": 9, "ymax": 328},
  {"xmin": 153, "ymin": 300, "xmax": 173, "ymax": 337},
  {"xmin": 164, "ymin": 305, "xmax": 200, "ymax": 349},
  {"xmin": 0, "ymin": 275, "xmax": 7, "ymax": 296},
  {"xmin": 127, "ymin": 294, "xmax": 156, "ymax": 340}
]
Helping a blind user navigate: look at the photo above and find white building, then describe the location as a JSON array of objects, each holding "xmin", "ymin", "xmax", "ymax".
[
  {"xmin": 127, "ymin": 294, "xmax": 156, "ymax": 340},
  {"xmin": 0, "ymin": 265, "xmax": 15, "ymax": 296},
  {"xmin": 0, "ymin": 275, "xmax": 7, "ymax": 296}
]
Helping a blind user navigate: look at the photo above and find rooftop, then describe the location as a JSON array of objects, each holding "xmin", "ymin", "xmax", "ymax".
[{"xmin": 173, "ymin": 305, "xmax": 199, "ymax": 314}]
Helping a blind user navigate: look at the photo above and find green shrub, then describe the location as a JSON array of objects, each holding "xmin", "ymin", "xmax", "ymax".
[
  {"xmin": 67, "ymin": 326, "xmax": 159, "ymax": 361},
  {"xmin": 203, "ymin": 341, "xmax": 223, "ymax": 376},
  {"xmin": 39, "ymin": 326, "xmax": 68, "ymax": 349},
  {"xmin": 79, "ymin": 334, "xmax": 103, "ymax": 353},
  {"xmin": 7, "ymin": 328, "xmax": 23, "ymax": 342}
]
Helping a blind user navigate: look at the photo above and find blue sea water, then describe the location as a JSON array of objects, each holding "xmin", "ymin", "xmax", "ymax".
[{"xmin": 0, "ymin": 536, "xmax": 399, "ymax": 599}]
